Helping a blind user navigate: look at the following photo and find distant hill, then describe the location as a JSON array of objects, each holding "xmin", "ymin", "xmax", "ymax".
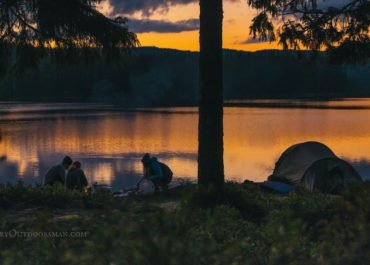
[{"xmin": 0, "ymin": 47, "xmax": 369, "ymax": 106}]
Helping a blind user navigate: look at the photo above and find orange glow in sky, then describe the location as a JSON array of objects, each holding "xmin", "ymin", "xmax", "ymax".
[{"xmin": 98, "ymin": 1, "xmax": 280, "ymax": 52}]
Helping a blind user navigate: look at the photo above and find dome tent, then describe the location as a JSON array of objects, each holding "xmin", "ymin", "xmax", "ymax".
[
  {"xmin": 267, "ymin": 142, "xmax": 363, "ymax": 193},
  {"xmin": 270, "ymin": 141, "xmax": 336, "ymax": 185},
  {"xmin": 301, "ymin": 157, "xmax": 362, "ymax": 193}
]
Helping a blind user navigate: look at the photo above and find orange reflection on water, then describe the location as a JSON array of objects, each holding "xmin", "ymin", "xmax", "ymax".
[
  {"xmin": 1, "ymin": 100, "xmax": 370, "ymax": 189},
  {"xmin": 0, "ymin": 109, "xmax": 198, "ymax": 187},
  {"xmin": 224, "ymin": 106, "xmax": 370, "ymax": 181}
]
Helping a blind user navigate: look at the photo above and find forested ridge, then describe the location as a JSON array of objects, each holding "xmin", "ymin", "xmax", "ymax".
[{"xmin": 0, "ymin": 47, "xmax": 368, "ymax": 105}]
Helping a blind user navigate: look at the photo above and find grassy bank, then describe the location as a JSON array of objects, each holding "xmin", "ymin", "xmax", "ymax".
[{"xmin": 0, "ymin": 181, "xmax": 369, "ymax": 265}]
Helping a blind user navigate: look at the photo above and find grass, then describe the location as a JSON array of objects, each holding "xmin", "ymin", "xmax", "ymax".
[{"xmin": 0, "ymin": 181, "xmax": 369, "ymax": 265}]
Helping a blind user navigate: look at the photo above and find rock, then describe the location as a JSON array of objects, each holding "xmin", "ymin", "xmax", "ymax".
[
  {"xmin": 52, "ymin": 214, "xmax": 81, "ymax": 222},
  {"xmin": 158, "ymin": 201, "xmax": 180, "ymax": 213}
]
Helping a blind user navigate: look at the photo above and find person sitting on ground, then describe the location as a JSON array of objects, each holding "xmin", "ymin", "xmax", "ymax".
[
  {"xmin": 43, "ymin": 156, "xmax": 73, "ymax": 186},
  {"xmin": 141, "ymin": 153, "xmax": 173, "ymax": 192},
  {"xmin": 66, "ymin": 161, "xmax": 88, "ymax": 192}
]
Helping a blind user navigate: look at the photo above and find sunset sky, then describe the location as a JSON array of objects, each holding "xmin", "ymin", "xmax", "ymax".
[
  {"xmin": 96, "ymin": 0, "xmax": 348, "ymax": 51},
  {"xmin": 97, "ymin": 0, "xmax": 280, "ymax": 51}
]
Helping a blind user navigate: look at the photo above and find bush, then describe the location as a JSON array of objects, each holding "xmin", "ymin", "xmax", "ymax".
[{"xmin": 0, "ymin": 182, "xmax": 370, "ymax": 265}]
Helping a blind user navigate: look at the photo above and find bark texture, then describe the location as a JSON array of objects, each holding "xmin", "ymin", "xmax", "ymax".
[{"xmin": 198, "ymin": 0, "xmax": 224, "ymax": 188}]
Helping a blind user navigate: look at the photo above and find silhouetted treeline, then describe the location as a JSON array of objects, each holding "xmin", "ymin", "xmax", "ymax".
[{"xmin": 0, "ymin": 47, "xmax": 368, "ymax": 106}]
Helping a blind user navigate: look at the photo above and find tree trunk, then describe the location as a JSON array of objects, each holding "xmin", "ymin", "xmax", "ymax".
[{"xmin": 198, "ymin": 0, "xmax": 224, "ymax": 189}]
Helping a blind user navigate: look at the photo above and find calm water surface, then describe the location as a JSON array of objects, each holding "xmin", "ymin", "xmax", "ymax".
[{"xmin": 1, "ymin": 99, "xmax": 370, "ymax": 190}]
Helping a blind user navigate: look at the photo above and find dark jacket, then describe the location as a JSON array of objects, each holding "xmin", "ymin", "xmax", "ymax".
[
  {"xmin": 66, "ymin": 168, "xmax": 88, "ymax": 191},
  {"xmin": 44, "ymin": 164, "xmax": 66, "ymax": 186},
  {"xmin": 145, "ymin": 157, "xmax": 173, "ymax": 183}
]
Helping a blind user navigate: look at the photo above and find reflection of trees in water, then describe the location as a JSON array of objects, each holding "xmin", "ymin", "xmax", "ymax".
[
  {"xmin": 0, "ymin": 128, "xmax": 17, "ymax": 183},
  {"xmin": 1, "ymin": 108, "xmax": 370, "ymax": 185},
  {"xmin": 0, "ymin": 112, "xmax": 198, "ymax": 186},
  {"xmin": 0, "ymin": 128, "xmax": 6, "ymax": 162}
]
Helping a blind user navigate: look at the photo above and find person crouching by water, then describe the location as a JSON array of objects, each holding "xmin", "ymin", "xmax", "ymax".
[
  {"xmin": 141, "ymin": 153, "xmax": 173, "ymax": 193},
  {"xmin": 43, "ymin": 156, "xmax": 73, "ymax": 186},
  {"xmin": 66, "ymin": 161, "xmax": 88, "ymax": 192}
]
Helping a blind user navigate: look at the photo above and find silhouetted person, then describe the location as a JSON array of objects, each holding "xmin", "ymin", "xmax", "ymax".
[
  {"xmin": 43, "ymin": 156, "xmax": 73, "ymax": 186},
  {"xmin": 66, "ymin": 161, "xmax": 88, "ymax": 192},
  {"xmin": 141, "ymin": 153, "xmax": 173, "ymax": 192}
]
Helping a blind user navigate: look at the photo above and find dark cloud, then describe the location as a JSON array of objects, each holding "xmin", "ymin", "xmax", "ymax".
[
  {"xmin": 110, "ymin": 0, "xmax": 196, "ymax": 16},
  {"xmin": 107, "ymin": 0, "xmax": 351, "ymax": 18},
  {"xmin": 235, "ymin": 37, "xmax": 269, "ymax": 45},
  {"xmin": 128, "ymin": 18, "xmax": 199, "ymax": 33},
  {"xmin": 109, "ymin": 0, "xmax": 240, "ymax": 16},
  {"xmin": 318, "ymin": 0, "xmax": 351, "ymax": 9}
]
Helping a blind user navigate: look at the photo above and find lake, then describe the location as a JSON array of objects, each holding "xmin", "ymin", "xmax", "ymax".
[{"xmin": 1, "ymin": 99, "xmax": 370, "ymax": 191}]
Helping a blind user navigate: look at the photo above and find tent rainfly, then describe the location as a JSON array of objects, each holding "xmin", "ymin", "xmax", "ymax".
[{"xmin": 268, "ymin": 141, "xmax": 363, "ymax": 193}]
